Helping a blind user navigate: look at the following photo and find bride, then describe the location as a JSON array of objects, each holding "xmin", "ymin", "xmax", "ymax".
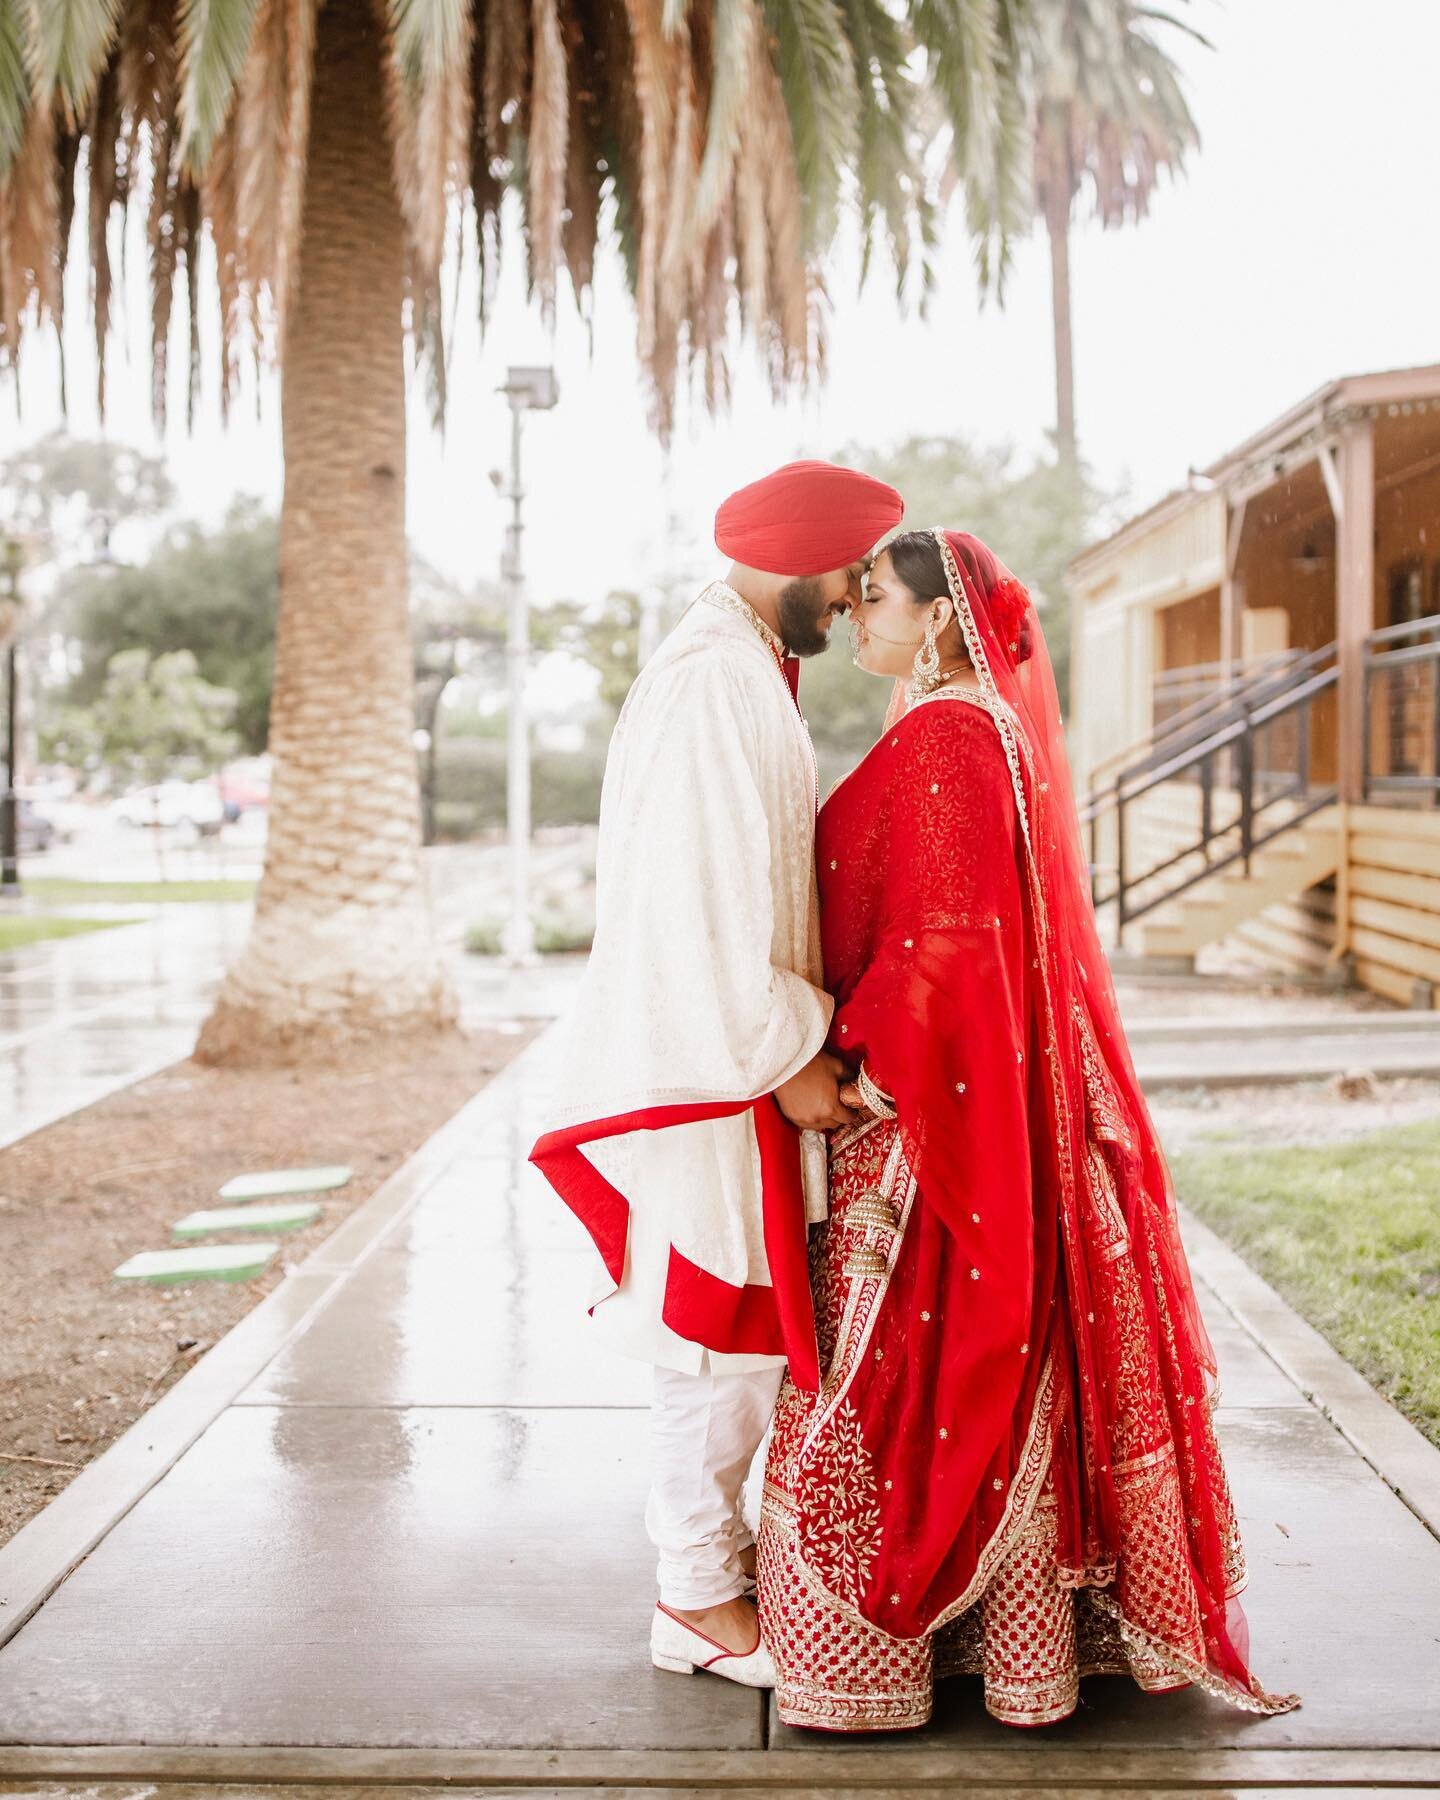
[{"xmin": 754, "ymin": 528, "xmax": 1301, "ymax": 1731}]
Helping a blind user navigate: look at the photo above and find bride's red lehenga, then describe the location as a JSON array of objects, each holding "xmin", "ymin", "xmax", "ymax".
[{"xmin": 756, "ymin": 530, "xmax": 1301, "ymax": 1731}]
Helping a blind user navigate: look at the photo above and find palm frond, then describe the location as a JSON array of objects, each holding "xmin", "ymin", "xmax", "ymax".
[
  {"xmin": 177, "ymin": 173, "xmax": 201, "ymax": 425},
  {"xmin": 620, "ymin": 0, "xmax": 675, "ymax": 364},
  {"xmin": 411, "ymin": 263, "xmax": 448, "ymax": 429},
  {"xmin": 1132, "ymin": 4, "xmax": 1213, "ymax": 51},
  {"xmin": 0, "ymin": 89, "xmax": 61, "ymax": 331},
  {"xmin": 1031, "ymin": 0, "xmax": 1202, "ymax": 232},
  {"xmin": 86, "ymin": 53, "xmax": 121, "ymax": 410},
  {"xmin": 918, "ymin": 0, "xmax": 1032, "ymax": 295},
  {"xmin": 234, "ymin": 0, "xmax": 313, "ymax": 348},
  {"xmin": 118, "ymin": 0, "xmax": 178, "ymax": 144},
  {"xmin": 758, "ymin": 0, "xmax": 857, "ymax": 245},
  {"xmin": 176, "ymin": 0, "xmax": 261, "ymax": 171},
  {"xmin": 26, "ymin": 0, "xmax": 122, "ymax": 118},
  {"xmin": 482, "ymin": 0, "xmax": 528, "ymax": 147},
  {"xmin": 559, "ymin": 0, "xmax": 600, "ymax": 307},
  {"xmin": 691, "ymin": 0, "xmax": 750, "ymax": 232},
  {"xmin": 526, "ymin": 0, "xmax": 566, "ymax": 321},
  {"xmin": 0, "ymin": 0, "xmax": 29, "ymax": 175},
  {"xmin": 383, "ymin": 0, "xmax": 473, "ymax": 281},
  {"xmin": 389, "ymin": 0, "xmax": 469, "ymax": 89},
  {"xmin": 200, "ymin": 109, "xmax": 242, "ymax": 414},
  {"xmin": 836, "ymin": 0, "xmax": 922, "ymax": 289},
  {"xmin": 274, "ymin": 0, "xmax": 314, "ymax": 347},
  {"xmin": 748, "ymin": 18, "xmax": 808, "ymax": 384}
]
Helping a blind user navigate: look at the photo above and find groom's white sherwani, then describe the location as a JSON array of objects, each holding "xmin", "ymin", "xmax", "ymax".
[{"xmin": 531, "ymin": 581, "xmax": 832, "ymax": 1375}]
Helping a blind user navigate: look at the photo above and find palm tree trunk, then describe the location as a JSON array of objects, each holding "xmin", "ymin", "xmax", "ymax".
[
  {"xmin": 196, "ymin": 0, "xmax": 456, "ymax": 1063},
  {"xmin": 1044, "ymin": 130, "xmax": 1077, "ymax": 472}
]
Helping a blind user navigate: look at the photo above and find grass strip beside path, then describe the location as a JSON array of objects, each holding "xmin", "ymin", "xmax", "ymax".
[
  {"xmin": 1175, "ymin": 1120, "xmax": 1440, "ymax": 1449},
  {"xmin": 0, "ymin": 916, "xmax": 126, "ymax": 951},
  {"xmin": 24, "ymin": 878, "xmax": 258, "ymax": 905}
]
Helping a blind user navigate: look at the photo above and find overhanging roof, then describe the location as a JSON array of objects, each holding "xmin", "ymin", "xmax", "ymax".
[{"xmin": 1068, "ymin": 360, "xmax": 1440, "ymax": 585}]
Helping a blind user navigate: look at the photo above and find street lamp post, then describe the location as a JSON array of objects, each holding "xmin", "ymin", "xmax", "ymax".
[
  {"xmin": 0, "ymin": 535, "xmax": 24, "ymax": 898},
  {"xmin": 497, "ymin": 365, "xmax": 559, "ymax": 966}
]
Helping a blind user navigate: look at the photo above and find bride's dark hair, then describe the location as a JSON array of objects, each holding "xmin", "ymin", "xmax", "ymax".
[{"xmin": 885, "ymin": 529, "xmax": 1034, "ymax": 664}]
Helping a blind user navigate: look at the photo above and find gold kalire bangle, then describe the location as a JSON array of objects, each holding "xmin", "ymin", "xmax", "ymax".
[{"xmin": 856, "ymin": 1062, "xmax": 898, "ymax": 1120}]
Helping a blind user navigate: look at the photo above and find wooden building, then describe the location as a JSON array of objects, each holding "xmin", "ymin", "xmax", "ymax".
[{"xmin": 1067, "ymin": 362, "xmax": 1440, "ymax": 1006}]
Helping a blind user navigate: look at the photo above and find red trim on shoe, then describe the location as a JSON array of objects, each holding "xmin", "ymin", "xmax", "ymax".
[
  {"xmin": 655, "ymin": 1601, "xmax": 761, "ymax": 1663},
  {"xmin": 529, "ymin": 1095, "xmax": 820, "ymax": 1391}
]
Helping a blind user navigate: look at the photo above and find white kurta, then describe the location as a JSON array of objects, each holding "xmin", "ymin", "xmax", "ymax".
[{"xmin": 534, "ymin": 581, "xmax": 832, "ymax": 1373}]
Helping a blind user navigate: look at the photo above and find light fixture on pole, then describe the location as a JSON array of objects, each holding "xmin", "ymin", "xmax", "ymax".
[
  {"xmin": 0, "ymin": 533, "xmax": 25, "ymax": 899},
  {"xmin": 498, "ymin": 364, "xmax": 559, "ymax": 966}
]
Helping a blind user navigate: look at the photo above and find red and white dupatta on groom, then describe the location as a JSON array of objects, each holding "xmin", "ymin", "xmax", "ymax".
[{"xmin": 529, "ymin": 583, "xmax": 830, "ymax": 1385}]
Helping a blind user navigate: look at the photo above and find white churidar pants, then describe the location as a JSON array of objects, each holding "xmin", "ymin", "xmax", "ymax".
[{"xmin": 645, "ymin": 1361, "xmax": 785, "ymax": 1609}]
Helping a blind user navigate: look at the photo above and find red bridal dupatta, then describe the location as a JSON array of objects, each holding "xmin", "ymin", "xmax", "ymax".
[{"xmin": 757, "ymin": 531, "xmax": 1300, "ymax": 1730}]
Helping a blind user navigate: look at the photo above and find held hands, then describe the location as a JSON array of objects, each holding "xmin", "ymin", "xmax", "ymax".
[{"xmin": 775, "ymin": 1050, "xmax": 860, "ymax": 1132}]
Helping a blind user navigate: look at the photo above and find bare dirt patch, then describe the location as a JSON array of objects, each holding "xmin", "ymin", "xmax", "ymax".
[
  {"xmin": 1152, "ymin": 1072, "xmax": 1440, "ymax": 1152},
  {"xmin": 0, "ymin": 1023, "xmax": 537, "ymax": 1546}
]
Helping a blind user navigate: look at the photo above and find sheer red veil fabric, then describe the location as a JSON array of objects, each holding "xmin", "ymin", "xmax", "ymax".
[{"xmin": 816, "ymin": 529, "xmax": 1295, "ymax": 1709}]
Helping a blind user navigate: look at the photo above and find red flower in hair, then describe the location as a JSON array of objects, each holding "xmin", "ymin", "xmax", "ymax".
[{"xmin": 988, "ymin": 575, "xmax": 1032, "ymax": 663}]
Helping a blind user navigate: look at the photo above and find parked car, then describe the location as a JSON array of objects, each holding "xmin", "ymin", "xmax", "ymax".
[
  {"xmin": 17, "ymin": 798, "xmax": 55, "ymax": 853},
  {"xmin": 110, "ymin": 780, "xmax": 226, "ymax": 836},
  {"xmin": 218, "ymin": 757, "xmax": 271, "ymax": 820}
]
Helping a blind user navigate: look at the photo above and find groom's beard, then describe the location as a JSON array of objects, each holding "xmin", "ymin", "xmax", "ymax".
[{"xmin": 777, "ymin": 576, "xmax": 838, "ymax": 657}]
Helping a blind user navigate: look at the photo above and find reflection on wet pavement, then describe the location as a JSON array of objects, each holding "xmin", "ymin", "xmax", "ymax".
[{"xmin": 0, "ymin": 904, "xmax": 249, "ymax": 1150}]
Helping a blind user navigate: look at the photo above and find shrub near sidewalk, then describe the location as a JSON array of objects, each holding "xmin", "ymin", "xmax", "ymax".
[{"xmin": 1175, "ymin": 1120, "xmax": 1440, "ymax": 1448}]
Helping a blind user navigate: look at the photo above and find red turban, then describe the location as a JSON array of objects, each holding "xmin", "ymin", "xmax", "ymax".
[{"xmin": 714, "ymin": 459, "xmax": 904, "ymax": 577}]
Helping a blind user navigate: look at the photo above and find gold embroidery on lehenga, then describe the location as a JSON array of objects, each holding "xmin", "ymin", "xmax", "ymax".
[{"xmin": 793, "ymin": 1398, "xmax": 883, "ymax": 1606}]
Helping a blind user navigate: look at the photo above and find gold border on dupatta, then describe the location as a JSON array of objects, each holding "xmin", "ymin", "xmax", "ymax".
[{"xmin": 766, "ymin": 1117, "xmax": 1064, "ymax": 1647}]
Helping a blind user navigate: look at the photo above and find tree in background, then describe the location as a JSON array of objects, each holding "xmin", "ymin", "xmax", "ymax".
[
  {"xmin": 540, "ymin": 590, "xmax": 644, "ymax": 718},
  {"xmin": 57, "ymin": 502, "xmax": 279, "ymax": 753},
  {"xmin": 1030, "ymin": 0, "xmax": 1203, "ymax": 467},
  {"xmin": 0, "ymin": 433, "xmax": 173, "ymax": 560},
  {"xmin": 0, "ymin": 0, "xmax": 1031, "ymax": 1062},
  {"xmin": 810, "ymin": 434, "xmax": 1116, "ymax": 761},
  {"xmin": 44, "ymin": 648, "xmax": 239, "ymax": 786}
]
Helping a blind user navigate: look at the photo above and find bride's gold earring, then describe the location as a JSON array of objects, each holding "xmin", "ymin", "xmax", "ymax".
[{"xmin": 906, "ymin": 614, "xmax": 942, "ymax": 703}]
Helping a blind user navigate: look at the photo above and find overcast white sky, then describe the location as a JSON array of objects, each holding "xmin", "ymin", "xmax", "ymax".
[{"xmin": 7, "ymin": 0, "xmax": 1438, "ymax": 613}]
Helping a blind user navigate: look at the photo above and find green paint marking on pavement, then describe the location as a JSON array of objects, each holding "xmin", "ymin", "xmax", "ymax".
[
  {"xmin": 172, "ymin": 1200, "xmax": 322, "ymax": 1238},
  {"xmin": 218, "ymin": 1165, "xmax": 354, "ymax": 1201},
  {"xmin": 113, "ymin": 1244, "xmax": 280, "ymax": 1284}
]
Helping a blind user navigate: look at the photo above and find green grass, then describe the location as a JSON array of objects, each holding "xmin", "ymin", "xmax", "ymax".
[
  {"xmin": 0, "ymin": 914, "xmax": 127, "ymax": 950},
  {"xmin": 465, "ymin": 917, "xmax": 594, "ymax": 956},
  {"xmin": 1175, "ymin": 1120, "xmax": 1440, "ymax": 1448},
  {"xmin": 23, "ymin": 877, "xmax": 257, "ymax": 905}
]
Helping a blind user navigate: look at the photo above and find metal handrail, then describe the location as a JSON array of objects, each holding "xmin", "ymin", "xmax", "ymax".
[
  {"xmin": 1090, "ymin": 661, "xmax": 1338, "ymax": 928},
  {"xmin": 1362, "ymin": 613, "xmax": 1440, "ymax": 804},
  {"xmin": 1083, "ymin": 638, "xmax": 1336, "ymax": 827},
  {"xmin": 1086, "ymin": 650, "xmax": 1306, "ymax": 793}
]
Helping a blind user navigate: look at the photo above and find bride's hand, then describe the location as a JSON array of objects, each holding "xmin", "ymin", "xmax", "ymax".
[{"xmin": 838, "ymin": 1081, "xmax": 869, "ymax": 1116}]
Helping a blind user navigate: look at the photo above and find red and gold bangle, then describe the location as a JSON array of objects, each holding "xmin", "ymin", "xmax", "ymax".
[{"xmin": 856, "ymin": 1062, "xmax": 897, "ymax": 1120}]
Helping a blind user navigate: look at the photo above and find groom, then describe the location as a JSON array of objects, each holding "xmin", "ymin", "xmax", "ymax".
[{"xmin": 530, "ymin": 459, "xmax": 903, "ymax": 1683}]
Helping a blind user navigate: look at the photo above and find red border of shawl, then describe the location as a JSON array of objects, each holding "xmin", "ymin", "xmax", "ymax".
[{"xmin": 529, "ymin": 1095, "xmax": 820, "ymax": 1391}]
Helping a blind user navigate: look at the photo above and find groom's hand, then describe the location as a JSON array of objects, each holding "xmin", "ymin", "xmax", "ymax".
[{"xmin": 776, "ymin": 1051, "xmax": 859, "ymax": 1131}]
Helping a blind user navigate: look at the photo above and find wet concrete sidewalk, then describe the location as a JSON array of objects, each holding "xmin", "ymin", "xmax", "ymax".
[
  {"xmin": 0, "ymin": 902, "xmax": 251, "ymax": 1151},
  {"xmin": 1, "ymin": 1031, "xmax": 1439, "ymax": 1794}
]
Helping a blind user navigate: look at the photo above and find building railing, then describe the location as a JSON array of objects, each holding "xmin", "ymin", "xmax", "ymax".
[
  {"xmin": 1085, "ymin": 648, "xmax": 1323, "ymax": 800},
  {"xmin": 1085, "ymin": 652, "xmax": 1339, "ymax": 930},
  {"xmin": 1363, "ymin": 613, "xmax": 1440, "ymax": 803}
]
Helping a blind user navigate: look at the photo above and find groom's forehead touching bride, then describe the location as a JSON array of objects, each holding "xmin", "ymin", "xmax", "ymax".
[
  {"xmin": 775, "ymin": 566, "xmax": 866, "ymax": 657},
  {"xmin": 715, "ymin": 460, "xmax": 903, "ymax": 657}
]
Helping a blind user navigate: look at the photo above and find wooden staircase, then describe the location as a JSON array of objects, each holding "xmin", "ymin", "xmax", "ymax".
[{"xmin": 1129, "ymin": 806, "xmax": 1341, "ymax": 957}]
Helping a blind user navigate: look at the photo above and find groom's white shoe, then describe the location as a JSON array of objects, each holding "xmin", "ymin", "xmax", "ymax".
[{"xmin": 650, "ymin": 1601, "xmax": 777, "ymax": 1688}]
